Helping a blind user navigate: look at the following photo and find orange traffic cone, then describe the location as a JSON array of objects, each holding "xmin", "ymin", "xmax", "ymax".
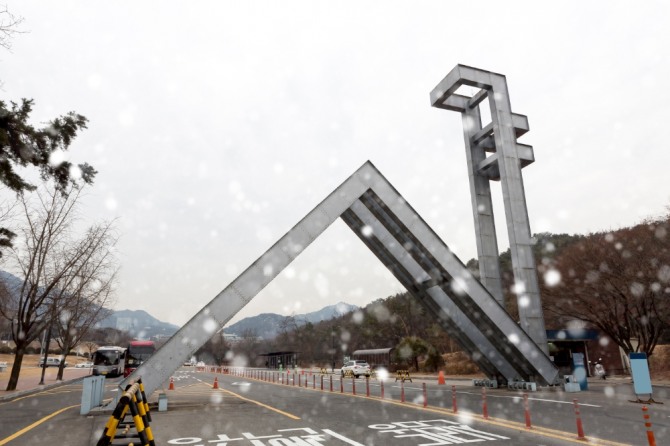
[
  {"xmin": 438, "ymin": 371, "xmax": 446, "ymax": 385},
  {"xmin": 213, "ymin": 376, "xmax": 219, "ymax": 389},
  {"xmin": 169, "ymin": 377, "xmax": 175, "ymax": 390}
]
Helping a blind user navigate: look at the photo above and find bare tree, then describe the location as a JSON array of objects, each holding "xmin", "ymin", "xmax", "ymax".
[
  {"xmin": 542, "ymin": 215, "xmax": 670, "ymax": 357},
  {"xmin": 276, "ymin": 315, "xmax": 299, "ymax": 349},
  {"xmin": 0, "ymin": 4, "xmax": 25, "ymax": 52},
  {"xmin": 195, "ymin": 330, "xmax": 231, "ymax": 366},
  {"xmin": 0, "ymin": 184, "xmax": 117, "ymax": 390},
  {"xmin": 51, "ymin": 222, "xmax": 118, "ymax": 379},
  {"xmin": 82, "ymin": 340, "xmax": 99, "ymax": 358}
]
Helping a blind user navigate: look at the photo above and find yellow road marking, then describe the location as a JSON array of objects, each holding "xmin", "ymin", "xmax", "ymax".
[
  {"xmin": 0, "ymin": 404, "xmax": 79, "ymax": 445},
  {"xmin": 197, "ymin": 378, "xmax": 300, "ymax": 420},
  {"xmin": 0, "ymin": 385, "xmax": 82, "ymax": 406}
]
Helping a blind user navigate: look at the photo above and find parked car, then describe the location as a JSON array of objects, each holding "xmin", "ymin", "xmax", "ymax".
[
  {"xmin": 75, "ymin": 362, "xmax": 93, "ymax": 368},
  {"xmin": 340, "ymin": 360, "xmax": 371, "ymax": 378},
  {"xmin": 38, "ymin": 357, "xmax": 68, "ymax": 368}
]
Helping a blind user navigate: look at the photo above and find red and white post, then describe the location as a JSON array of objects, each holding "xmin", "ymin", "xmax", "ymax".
[
  {"xmin": 523, "ymin": 393, "xmax": 531, "ymax": 429},
  {"xmin": 642, "ymin": 406, "xmax": 657, "ymax": 446},
  {"xmin": 423, "ymin": 383, "xmax": 427, "ymax": 408},
  {"xmin": 573, "ymin": 399, "xmax": 586, "ymax": 441}
]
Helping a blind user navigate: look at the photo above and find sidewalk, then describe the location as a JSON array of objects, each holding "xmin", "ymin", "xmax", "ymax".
[{"xmin": 0, "ymin": 366, "xmax": 92, "ymax": 400}]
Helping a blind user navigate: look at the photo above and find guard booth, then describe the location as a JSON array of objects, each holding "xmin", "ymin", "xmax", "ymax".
[
  {"xmin": 546, "ymin": 328, "xmax": 623, "ymax": 378},
  {"xmin": 259, "ymin": 351, "xmax": 299, "ymax": 369},
  {"xmin": 352, "ymin": 348, "xmax": 394, "ymax": 370}
]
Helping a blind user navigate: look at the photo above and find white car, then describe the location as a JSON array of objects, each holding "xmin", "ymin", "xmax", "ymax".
[
  {"xmin": 38, "ymin": 357, "xmax": 68, "ymax": 368},
  {"xmin": 340, "ymin": 360, "xmax": 371, "ymax": 378},
  {"xmin": 75, "ymin": 362, "xmax": 93, "ymax": 368}
]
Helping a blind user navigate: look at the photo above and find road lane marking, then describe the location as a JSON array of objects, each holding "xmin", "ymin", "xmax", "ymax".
[
  {"xmin": 257, "ymin": 377, "xmax": 626, "ymax": 445},
  {"xmin": 368, "ymin": 401, "xmax": 628, "ymax": 446},
  {"xmin": 322, "ymin": 429, "xmax": 366, "ymax": 446},
  {"xmin": 0, "ymin": 386, "xmax": 77, "ymax": 406},
  {"xmin": 222, "ymin": 374, "xmax": 629, "ymax": 445},
  {"xmin": 197, "ymin": 378, "xmax": 300, "ymax": 420},
  {"xmin": 457, "ymin": 391, "xmax": 602, "ymax": 408},
  {"xmin": 0, "ymin": 404, "xmax": 79, "ymax": 445},
  {"xmin": 525, "ymin": 396, "xmax": 601, "ymax": 407}
]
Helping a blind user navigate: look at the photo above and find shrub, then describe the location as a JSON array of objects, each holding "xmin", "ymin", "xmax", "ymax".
[{"xmin": 443, "ymin": 351, "xmax": 481, "ymax": 375}]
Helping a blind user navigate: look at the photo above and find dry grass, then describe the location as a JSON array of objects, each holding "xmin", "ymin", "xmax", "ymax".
[
  {"xmin": 442, "ymin": 351, "xmax": 484, "ymax": 376},
  {"xmin": 649, "ymin": 344, "xmax": 670, "ymax": 380}
]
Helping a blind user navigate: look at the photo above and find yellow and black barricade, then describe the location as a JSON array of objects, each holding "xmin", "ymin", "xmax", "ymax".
[
  {"xmin": 395, "ymin": 370, "xmax": 412, "ymax": 382},
  {"xmin": 96, "ymin": 378, "xmax": 156, "ymax": 446},
  {"xmin": 343, "ymin": 369, "xmax": 354, "ymax": 378},
  {"xmin": 320, "ymin": 368, "xmax": 328, "ymax": 375}
]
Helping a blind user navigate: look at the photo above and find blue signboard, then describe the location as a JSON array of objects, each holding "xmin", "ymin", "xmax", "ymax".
[
  {"xmin": 630, "ymin": 353, "xmax": 653, "ymax": 395},
  {"xmin": 572, "ymin": 352, "xmax": 588, "ymax": 391}
]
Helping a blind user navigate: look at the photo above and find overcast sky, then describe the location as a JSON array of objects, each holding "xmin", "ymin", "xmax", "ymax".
[{"xmin": 2, "ymin": 1, "xmax": 669, "ymax": 327}]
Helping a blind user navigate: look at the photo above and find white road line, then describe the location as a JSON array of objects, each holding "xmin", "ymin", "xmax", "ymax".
[
  {"xmin": 322, "ymin": 429, "xmax": 366, "ymax": 446},
  {"xmin": 384, "ymin": 385, "xmax": 602, "ymax": 408},
  {"xmin": 457, "ymin": 391, "xmax": 601, "ymax": 408}
]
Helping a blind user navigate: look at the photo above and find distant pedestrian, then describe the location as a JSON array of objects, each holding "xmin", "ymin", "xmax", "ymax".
[{"xmin": 594, "ymin": 360, "xmax": 606, "ymax": 380}]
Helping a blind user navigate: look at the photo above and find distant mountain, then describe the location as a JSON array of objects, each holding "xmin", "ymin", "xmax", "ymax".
[
  {"xmin": 1, "ymin": 269, "xmax": 357, "ymax": 342},
  {"xmin": 223, "ymin": 302, "xmax": 358, "ymax": 339},
  {"xmin": 0, "ymin": 270, "xmax": 23, "ymax": 307},
  {"xmin": 223, "ymin": 313, "xmax": 287, "ymax": 340},
  {"xmin": 96, "ymin": 309, "xmax": 179, "ymax": 339},
  {"xmin": 301, "ymin": 302, "xmax": 358, "ymax": 323}
]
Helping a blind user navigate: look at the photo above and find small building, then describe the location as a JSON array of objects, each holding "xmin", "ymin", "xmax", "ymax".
[
  {"xmin": 258, "ymin": 351, "xmax": 299, "ymax": 369},
  {"xmin": 352, "ymin": 348, "xmax": 394, "ymax": 370},
  {"xmin": 547, "ymin": 329, "xmax": 626, "ymax": 377}
]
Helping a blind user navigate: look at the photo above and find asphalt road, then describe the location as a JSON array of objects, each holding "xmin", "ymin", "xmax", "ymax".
[{"xmin": 0, "ymin": 369, "xmax": 668, "ymax": 445}]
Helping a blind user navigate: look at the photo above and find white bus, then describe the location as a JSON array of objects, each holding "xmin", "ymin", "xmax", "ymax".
[{"xmin": 92, "ymin": 346, "xmax": 126, "ymax": 377}]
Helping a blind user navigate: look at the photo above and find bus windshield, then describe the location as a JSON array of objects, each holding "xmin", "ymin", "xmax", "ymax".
[
  {"xmin": 92, "ymin": 346, "xmax": 126, "ymax": 377},
  {"xmin": 126, "ymin": 345, "xmax": 155, "ymax": 366},
  {"xmin": 93, "ymin": 349, "xmax": 122, "ymax": 366},
  {"xmin": 125, "ymin": 341, "xmax": 156, "ymax": 370}
]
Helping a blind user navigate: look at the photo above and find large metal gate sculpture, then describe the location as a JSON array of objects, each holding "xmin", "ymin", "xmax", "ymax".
[
  {"xmin": 123, "ymin": 66, "xmax": 559, "ymax": 397},
  {"xmin": 431, "ymin": 64, "xmax": 549, "ymax": 355}
]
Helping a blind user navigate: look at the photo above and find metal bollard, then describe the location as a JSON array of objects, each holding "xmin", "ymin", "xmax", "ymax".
[
  {"xmin": 451, "ymin": 385, "xmax": 458, "ymax": 413},
  {"xmin": 523, "ymin": 393, "xmax": 531, "ymax": 429},
  {"xmin": 573, "ymin": 399, "xmax": 586, "ymax": 440}
]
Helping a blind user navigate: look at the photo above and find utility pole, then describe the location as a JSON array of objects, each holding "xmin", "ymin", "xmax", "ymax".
[
  {"xmin": 38, "ymin": 305, "xmax": 57, "ymax": 386},
  {"xmin": 38, "ymin": 323, "xmax": 52, "ymax": 385},
  {"xmin": 331, "ymin": 331, "xmax": 336, "ymax": 373}
]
